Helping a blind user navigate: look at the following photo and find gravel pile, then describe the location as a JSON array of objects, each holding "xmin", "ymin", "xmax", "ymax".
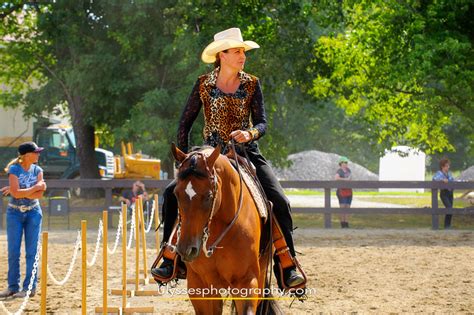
[
  {"xmin": 457, "ymin": 166, "xmax": 474, "ymax": 181},
  {"xmin": 273, "ymin": 150, "xmax": 378, "ymax": 181}
]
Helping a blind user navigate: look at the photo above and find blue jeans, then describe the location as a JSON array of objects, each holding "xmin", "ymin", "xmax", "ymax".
[
  {"xmin": 6, "ymin": 206, "xmax": 42, "ymax": 292},
  {"xmin": 440, "ymin": 189, "xmax": 454, "ymax": 228}
]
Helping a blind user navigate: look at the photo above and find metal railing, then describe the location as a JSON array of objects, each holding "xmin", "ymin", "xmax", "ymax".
[{"xmin": 0, "ymin": 179, "xmax": 473, "ymax": 229}]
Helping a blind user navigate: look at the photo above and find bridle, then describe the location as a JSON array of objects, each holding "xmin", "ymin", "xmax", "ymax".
[{"xmin": 173, "ymin": 141, "xmax": 244, "ymax": 258}]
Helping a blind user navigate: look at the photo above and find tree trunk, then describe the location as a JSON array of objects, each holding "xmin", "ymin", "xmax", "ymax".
[
  {"xmin": 68, "ymin": 94, "xmax": 102, "ymax": 198},
  {"xmin": 69, "ymin": 94, "xmax": 100, "ymax": 180}
]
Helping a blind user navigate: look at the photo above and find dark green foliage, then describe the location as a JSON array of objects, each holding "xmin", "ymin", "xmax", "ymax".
[{"xmin": 1, "ymin": 0, "xmax": 472, "ymax": 176}]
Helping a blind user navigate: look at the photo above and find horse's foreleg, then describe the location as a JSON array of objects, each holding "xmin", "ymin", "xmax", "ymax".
[
  {"xmin": 232, "ymin": 275, "xmax": 259, "ymax": 315},
  {"xmin": 187, "ymin": 271, "xmax": 223, "ymax": 315}
]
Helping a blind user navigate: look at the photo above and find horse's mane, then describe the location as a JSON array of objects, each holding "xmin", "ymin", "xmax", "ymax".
[{"xmin": 177, "ymin": 145, "xmax": 217, "ymax": 180}]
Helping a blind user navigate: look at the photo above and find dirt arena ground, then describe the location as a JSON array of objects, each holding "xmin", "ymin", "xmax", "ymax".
[{"xmin": 1, "ymin": 228, "xmax": 473, "ymax": 314}]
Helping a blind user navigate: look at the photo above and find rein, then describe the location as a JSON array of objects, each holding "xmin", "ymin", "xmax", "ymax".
[
  {"xmin": 202, "ymin": 140, "xmax": 244, "ymax": 257},
  {"xmin": 176, "ymin": 141, "xmax": 244, "ymax": 258}
]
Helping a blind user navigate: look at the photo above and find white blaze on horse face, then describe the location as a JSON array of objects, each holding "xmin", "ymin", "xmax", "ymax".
[{"xmin": 185, "ymin": 181, "xmax": 197, "ymax": 200}]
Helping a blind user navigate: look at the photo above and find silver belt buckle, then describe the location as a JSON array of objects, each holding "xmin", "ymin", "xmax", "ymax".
[{"xmin": 19, "ymin": 205, "xmax": 28, "ymax": 212}]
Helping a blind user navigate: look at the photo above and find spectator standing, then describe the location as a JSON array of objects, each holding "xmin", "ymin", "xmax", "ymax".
[
  {"xmin": 0, "ymin": 142, "xmax": 46, "ymax": 299},
  {"xmin": 432, "ymin": 158, "xmax": 455, "ymax": 229},
  {"xmin": 335, "ymin": 156, "xmax": 352, "ymax": 228}
]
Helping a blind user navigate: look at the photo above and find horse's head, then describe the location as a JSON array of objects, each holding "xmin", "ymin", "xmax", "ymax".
[{"xmin": 171, "ymin": 143, "xmax": 221, "ymax": 262}]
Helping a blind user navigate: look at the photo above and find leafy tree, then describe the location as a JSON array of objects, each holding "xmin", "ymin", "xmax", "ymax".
[
  {"xmin": 2, "ymin": 1, "xmax": 321, "ymax": 175},
  {"xmin": 115, "ymin": 0, "xmax": 321, "ymax": 171},
  {"xmin": 311, "ymin": 0, "xmax": 474, "ymax": 160},
  {"xmin": 1, "ymin": 1, "xmax": 180, "ymax": 177},
  {"xmin": 3, "ymin": 0, "xmax": 470, "ymax": 180},
  {"xmin": 2, "ymin": 1, "xmax": 116, "ymax": 179}
]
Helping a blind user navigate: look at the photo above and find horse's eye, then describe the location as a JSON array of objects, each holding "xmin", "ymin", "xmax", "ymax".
[{"xmin": 203, "ymin": 193, "xmax": 213, "ymax": 207}]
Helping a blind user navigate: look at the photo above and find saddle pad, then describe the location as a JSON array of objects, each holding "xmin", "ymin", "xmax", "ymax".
[{"xmin": 239, "ymin": 166, "xmax": 268, "ymax": 221}]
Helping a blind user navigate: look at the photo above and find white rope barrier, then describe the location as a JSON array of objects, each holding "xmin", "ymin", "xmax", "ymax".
[
  {"xmin": 144, "ymin": 202, "xmax": 156, "ymax": 233},
  {"xmin": 47, "ymin": 231, "xmax": 81, "ymax": 286},
  {"xmin": 107, "ymin": 211, "xmax": 122, "ymax": 254},
  {"xmin": 0, "ymin": 237, "xmax": 41, "ymax": 315},
  {"xmin": 0, "ymin": 203, "xmax": 154, "ymax": 314},
  {"xmin": 86, "ymin": 220, "xmax": 103, "ymax": 267},
  {"xmin": 127, "ymin": 206, "xmax": 135, "ymax": 249}
]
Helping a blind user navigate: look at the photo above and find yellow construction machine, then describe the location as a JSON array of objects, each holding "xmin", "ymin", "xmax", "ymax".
[{"xmin": 114, "ymin": 142, "xmax": 161, "ymax": 179}]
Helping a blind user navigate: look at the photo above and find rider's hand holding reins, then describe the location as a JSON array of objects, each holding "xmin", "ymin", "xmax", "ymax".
[{"xmin": 230, "ymin": 130, "xmax": 252, "ymax": 143}]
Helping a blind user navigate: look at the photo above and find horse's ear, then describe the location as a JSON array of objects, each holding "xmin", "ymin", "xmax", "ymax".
[
  {"xmin": 207, "ymin": 144, "xmax": 221, "ymax": 168},
  {"xmin": 171, "ymin": 143, "xmax": 186, "ymax": 162}
]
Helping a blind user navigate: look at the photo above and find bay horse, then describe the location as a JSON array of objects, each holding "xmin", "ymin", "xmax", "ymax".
[{"xmin": 171, "ymin": 143, "xmax": 280, "ymax": 315}]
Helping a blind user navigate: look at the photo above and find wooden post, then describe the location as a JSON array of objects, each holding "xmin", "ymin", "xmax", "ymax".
[
  {"xmin": 133, "ymin": 199, "xmax": 160, "ymax": 297},
  {"xmin": 95, "ymin": 211, "xmax": 120, "ymax": 314},
  {"xmin": 105, "ymin": 188, "xmax": 113, "ymax": 228},
  {"xmin": 40, "ymin": 232, "xmax": 48, "ymax": 315},
  {"xmin": 431, "ymin": 188, "xmax": 439, "ymax": 230},
  {"xmin": 81, "ymin": 220, "xmax": 87, "ymax": 315},
  {"xmin": 135, "ymin": 200, "xmax": 140, "ymax": 292},
  {"xmin": 110, "ymin": 202, "xmax": 136, "ymax": 299},
  {"xmin": 129, "ymin": 194, "xmax": 162, "ymax": 297},
  {"xmin": 138, "ymin": 197, "xmax": 149, "ymax": 282},
  {"xmin": 102, "ymin": 211, "xmax": 108, "ymax": 315},
  {"xmin": 324, "ymin": 188, "xmax": 332, "ymax": 228},
  {"xmin": 110, "ymin": 203, "xmax": 154, "ymax": 310},
  {"xmin": 0, "ymin": 198, "xmax": 4, "ymax": 230},
  {"xmin": 122, "ymin": 203, "xmax": 128, "ymax": 309},
  {"xmin": 154, "ymin": 194, "xmax": 160, "ymax": 255}
]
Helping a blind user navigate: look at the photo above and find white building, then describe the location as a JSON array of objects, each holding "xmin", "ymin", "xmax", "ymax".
[
  {"xmin": 379, "ymin": 146, "xmax": 426, "ymax": 193},
  {"xmin": 0, "ymin": 106, "xmax": 35, "ymax": 146}
]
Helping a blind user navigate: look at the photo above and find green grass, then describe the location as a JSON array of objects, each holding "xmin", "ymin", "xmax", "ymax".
[
  {"xmin": 284, "ymin": 189, "xmax": 435, "ymax": 196},
  {"xmin": 359, "ymin": 197, "xmax": 466, "ymax": 208},
  {"xmin": 287, "ymin": 189, "xmax": 474, "ymax": 229},
  {"xmin": 2, "ymin": 210, "xmax": 471, "ymax": 231},
  {"xmin": 292, "ymin": 213, "xmax": 474, "ymax": 230},
  {"xmin": 284, "ymin": 189, "xmax": 324, "ymax": 196},
  {"xmin": 356, "ymin": 196, "xmax": 430, "ymax": 207},
  {"xmin": 1, "ymin": 189, "xmax": 472, "ymax": 231}
]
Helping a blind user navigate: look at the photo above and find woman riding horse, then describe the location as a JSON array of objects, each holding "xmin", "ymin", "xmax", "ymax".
[{"xmin": 153, "ymin": 27, "xmax": 304, "ymax": 288}]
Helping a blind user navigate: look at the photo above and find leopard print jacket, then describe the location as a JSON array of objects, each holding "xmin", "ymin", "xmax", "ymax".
[{"xmin": 177, "ymin": 67, "xmax": 267, "ymax": 153}]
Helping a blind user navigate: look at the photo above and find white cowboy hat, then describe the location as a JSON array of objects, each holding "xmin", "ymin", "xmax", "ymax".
[{"xmin": 201, "ymin": 27, "xmax": 260, "ymax": 64}]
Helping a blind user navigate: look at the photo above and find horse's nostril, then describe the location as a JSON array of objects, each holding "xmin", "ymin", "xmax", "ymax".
[{"xmin": 186, "ymin": 246, "xmax": 199, "ymax": 258}]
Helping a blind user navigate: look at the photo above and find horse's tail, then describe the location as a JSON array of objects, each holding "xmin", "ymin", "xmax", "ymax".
[
  {"xmin": 254, "ymin": 273, "xmax": 283, "ymax": 315},
  {"xmin": 256, "ymin": 293, "xmax": 283, "ymax": 315},
  {"xmin": 230, "ymin": 293, "xmax": 283, "ymax": 315}
]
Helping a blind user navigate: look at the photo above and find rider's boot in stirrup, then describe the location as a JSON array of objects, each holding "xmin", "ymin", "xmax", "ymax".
[{"xmin": 151, "ymin": 258, "xmax": 174, "ymax": 278}]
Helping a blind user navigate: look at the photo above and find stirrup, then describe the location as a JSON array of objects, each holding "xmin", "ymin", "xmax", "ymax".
[
  {"xmin": 271, "ymin": 216, "xmax": 308, "ymax": 293},
  {"xmin": 273, "ymin": 259, "xmax": 308, "ymax": 295},
  {"xmin": 151, "ymin": 244, "xmax": 186, "ymax": 285}
]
